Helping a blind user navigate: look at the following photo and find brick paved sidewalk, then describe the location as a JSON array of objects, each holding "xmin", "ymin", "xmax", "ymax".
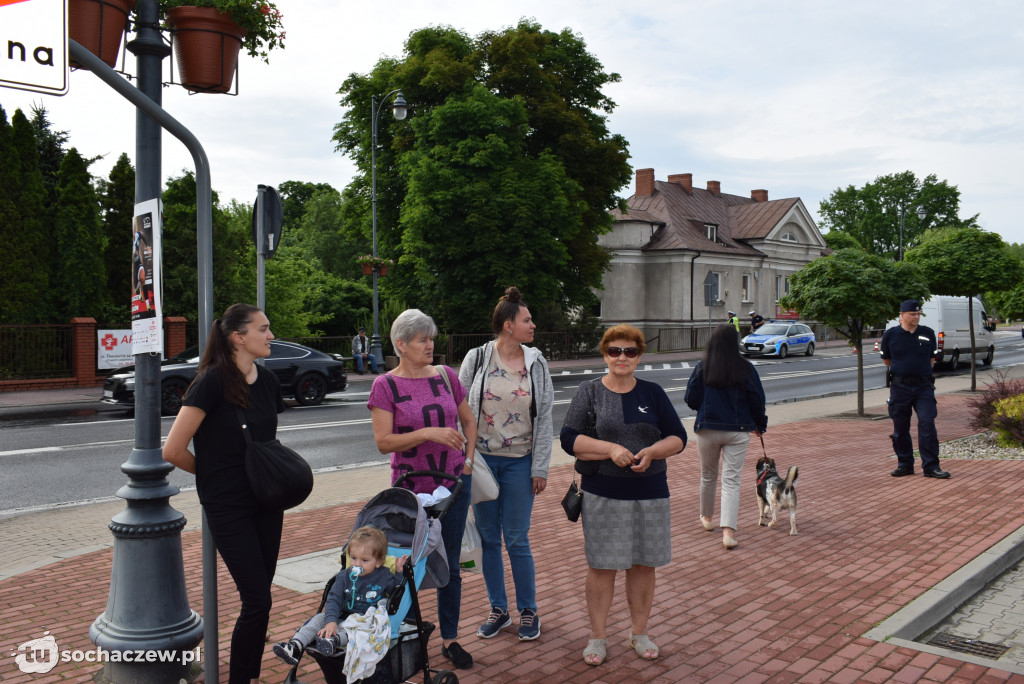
[{"xmin": 3, "ymin": 391, "xmax": 1024, "ymax": 683}]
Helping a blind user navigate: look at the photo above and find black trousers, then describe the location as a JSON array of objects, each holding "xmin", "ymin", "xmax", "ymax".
[{"xmin": 205, "ymin": 504, "xmax": 284, "ymax": 684}]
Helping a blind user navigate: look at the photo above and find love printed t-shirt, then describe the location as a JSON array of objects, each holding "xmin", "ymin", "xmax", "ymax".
[{"xmin": 367, "ymin": 366, "xmax": 467, "ymax": 493}]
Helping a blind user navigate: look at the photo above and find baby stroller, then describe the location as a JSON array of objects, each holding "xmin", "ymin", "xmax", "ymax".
[{"xmin": 283, "ymin": 470, "xmax": 462, "ymax": 684}]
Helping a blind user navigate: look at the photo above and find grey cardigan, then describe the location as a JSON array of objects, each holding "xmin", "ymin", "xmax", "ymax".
[{"xmin": 459, "ymin": 341, "xmax": 554, "ymax": 480}]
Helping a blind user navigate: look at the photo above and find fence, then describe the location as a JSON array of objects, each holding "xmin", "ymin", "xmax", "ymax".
[{"xmin": 0, "ymin": 324, "xmax": 74, "ymax": 380}]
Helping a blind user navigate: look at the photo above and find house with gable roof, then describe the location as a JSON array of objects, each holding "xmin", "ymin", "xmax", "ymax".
[{"xmin": 597, "ymin": 169, "xmax": 828, "ymax": 344}]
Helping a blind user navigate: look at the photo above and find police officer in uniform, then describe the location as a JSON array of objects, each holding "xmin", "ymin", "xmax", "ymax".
[
  {"xmin": 728, "ymin": 311, "xmax": 740, "ymax": 332},
  {"xmin": 879, "ymin": 299, "xmax": 950, "ymax": 479}
]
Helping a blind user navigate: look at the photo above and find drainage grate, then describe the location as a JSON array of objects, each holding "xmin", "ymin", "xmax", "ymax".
[{"xmin": 927, "ymin": 632, "xmax": 1010, "ymax": 659}]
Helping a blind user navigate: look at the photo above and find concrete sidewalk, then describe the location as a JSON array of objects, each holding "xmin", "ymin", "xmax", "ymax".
[{"xmin": 3, "ymin": 357, "xmax": 1024, "ymax": 682}]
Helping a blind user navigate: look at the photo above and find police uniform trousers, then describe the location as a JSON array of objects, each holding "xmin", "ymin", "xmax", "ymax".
[{"xmin": 887, "ymin": 381, "xmax": 939, "ymax": 472}]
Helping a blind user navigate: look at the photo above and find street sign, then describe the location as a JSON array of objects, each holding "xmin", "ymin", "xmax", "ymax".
[
  {"xmin": 703, "ymin": 271, "xmax": 718, "ymax": 308},
  {"xmin": 252, "ymin": 185, "xmax": 283, "ymax": 258},
  {"xmin": 0, "ymin": 0, "xmax": 69, "ymax": 96}
]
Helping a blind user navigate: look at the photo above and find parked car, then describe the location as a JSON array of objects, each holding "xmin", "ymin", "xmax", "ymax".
[
  {"xmin": 741, "ymin": 323, "xmax": 816, "ymax": 358},
  {"xmin": 102, "ymin": 340, "xmax": 348, "ymax": 415}
]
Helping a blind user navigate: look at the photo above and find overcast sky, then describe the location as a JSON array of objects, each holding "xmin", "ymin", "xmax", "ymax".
[{"xmin": 4, "ymin": 0, "xmax": 1023, "ymax": 243}]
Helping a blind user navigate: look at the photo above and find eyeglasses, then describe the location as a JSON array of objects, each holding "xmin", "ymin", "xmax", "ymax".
[{"xmin": 606, "ymin": 346, "xmax": 639, "ymax": 358}]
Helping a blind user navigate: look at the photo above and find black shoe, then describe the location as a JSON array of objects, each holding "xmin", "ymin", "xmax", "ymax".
[
  {"xmin": 441, "ymin": 641, "xmax": 473, "ymax": 669},
  {"xmin": 890, "ymin": 467, "xmax": 915, "ymax": 477},
  {"xmin": 273, "ymin": 641, "xmax": 301, "ymax": 666},
  {"xmin": 924, "ymin": 469, "xmax": 951, "ymax": 479}
]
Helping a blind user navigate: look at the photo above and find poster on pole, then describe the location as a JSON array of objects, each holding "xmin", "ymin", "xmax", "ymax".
[{"xmin": 131, "ymin": 199, "xmax": 163, "ymax": 355}]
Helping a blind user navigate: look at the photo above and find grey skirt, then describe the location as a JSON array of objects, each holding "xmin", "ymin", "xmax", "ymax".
[{"xmin": 582, "ymin": 492, "xmax": 671, "ymax": 570}]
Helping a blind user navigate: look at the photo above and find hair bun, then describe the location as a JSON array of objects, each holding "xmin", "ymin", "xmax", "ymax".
[{"xmin": 503, "ymin": 286, "xmax": 522, "ymax": 303}]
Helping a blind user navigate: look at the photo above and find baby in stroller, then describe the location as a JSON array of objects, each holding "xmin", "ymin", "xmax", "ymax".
[{"xmin": 274, "ymin": 526, "xmax": 408, "ymax": 665}]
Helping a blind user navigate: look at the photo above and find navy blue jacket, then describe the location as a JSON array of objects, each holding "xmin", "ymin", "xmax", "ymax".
[{"xmin": 684, "ymin": 360, "xmax": 768, "ymax": 433}]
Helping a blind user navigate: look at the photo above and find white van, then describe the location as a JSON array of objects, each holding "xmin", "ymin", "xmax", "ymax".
[{"xmin": 882, "ymin": 296, "xmax": 996, "ymax": 368}]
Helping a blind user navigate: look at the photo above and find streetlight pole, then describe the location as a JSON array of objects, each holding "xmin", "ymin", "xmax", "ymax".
[
  {"xmin": 370, "ymin": 89, "xmax": 408, "ymax": 365},
  {"xmin": 899, "ymin": 202, "xmax": 928, "ymax": 262}
]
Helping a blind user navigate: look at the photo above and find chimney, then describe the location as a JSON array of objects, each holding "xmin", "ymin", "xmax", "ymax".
[
  {"xmin": 667, "ymin": 173, "xmax": 693, "ymax": 194},
  {"xmin": 635, "ymin": 168, "xmax": 655, "ymax": 197},
  {"xmin": 707, "ymin": 180, "xmax": 721, "ymax": 195},
  {"xmin": 751, "ymin": 189, "xmax": 768, "ymax": 202}
]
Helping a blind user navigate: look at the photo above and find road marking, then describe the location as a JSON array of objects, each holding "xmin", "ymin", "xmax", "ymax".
[{"xmin": 0, "ymin": 446, "xmax": 62, "ymax": 457}]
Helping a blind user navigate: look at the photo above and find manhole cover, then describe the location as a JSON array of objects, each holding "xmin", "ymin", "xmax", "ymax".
[{"xmin": 927, "ymin": 632, "xmax": 1010, "ymax": 659}]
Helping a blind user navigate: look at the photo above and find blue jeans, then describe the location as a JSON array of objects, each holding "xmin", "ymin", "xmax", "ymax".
[
  {"xmin": 438, "ymin": 472, "xmax": 471, "ymax": 640},
  {"xmin": 472, "ymin": 454, "xmax": 536, "ymax": 614},
  {"xmin": 354, "ymin": 353, "xmax": 378, "ymax": 373}
]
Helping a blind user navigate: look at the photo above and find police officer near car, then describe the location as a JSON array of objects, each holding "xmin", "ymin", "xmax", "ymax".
[
  {"xmin": 748, "ymin": 310, "xmax": 765, "ymax": 334},
  {"xmin": 880, "ymin": 299, "xmax": 950, "ymax": 479},
  {"xmin": 728, "ymin": 311, "xmax": 740, "ymax": 332}
]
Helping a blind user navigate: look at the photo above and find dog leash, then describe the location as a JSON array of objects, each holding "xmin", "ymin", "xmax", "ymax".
[{"xmin": 756, "ymin": 434, "xmax": 770, "ymax": 486}]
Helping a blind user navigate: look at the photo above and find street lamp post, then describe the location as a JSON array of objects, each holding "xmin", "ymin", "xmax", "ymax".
[
  {"xmin": 370, "ymin": 89, "xmax": 408, "ymax": 365},
  {"xmin": 898, "ymin": 202, "xmax": 928, "ymax": 261}
]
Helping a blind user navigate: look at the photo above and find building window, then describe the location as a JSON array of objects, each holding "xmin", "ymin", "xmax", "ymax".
[
  {"xmin": 781, "ymin": 232, "xmax": 797, "ymax": 242},
  {"xmin": 742, "ymin": 274, "xmax": 751, "ymax": 302},
  {"xmin": 775, "ymin": 275, "xmax": 790, "ymax": 300},
  {"xmin": 705, "ymin": 223, "xmax": 717, "ymax": 242}
]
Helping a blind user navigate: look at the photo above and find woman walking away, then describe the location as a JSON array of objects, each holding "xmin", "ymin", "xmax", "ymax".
[
  {"xmin": 560, "ymin": 324, "xmax": 687, "ymax": 666},
  {"xmin": 459, "ymin": 287, "xmax": 554, "ymax": 643},
  {"xmin": 163, "ymin": 303, "xmax": 286, "ymax": 684},
  {"xmin": 367, "ymin": 308, "xmax": 478, "ymax": 670},
  {"xmin": 684, "ymin": 323, "xmax": 768, "ymax": 550}
]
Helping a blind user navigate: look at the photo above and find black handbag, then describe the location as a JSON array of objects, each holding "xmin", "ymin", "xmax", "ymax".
[
  {"xmin": 236, "ymin": 407, "xmax": 313, "ymax": 511},
  {"xmin": 561, "ymin": 476, "xmax": 583, "ymax": 522}
]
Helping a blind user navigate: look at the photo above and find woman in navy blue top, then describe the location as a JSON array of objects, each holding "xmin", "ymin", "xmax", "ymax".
[
  {"xmin": 684, "ymin": 324, "xmax": 767, "ymax": 550},
  {"xmin": 560, "ymin": 324, "xmax": 686, "ymax": 666}
]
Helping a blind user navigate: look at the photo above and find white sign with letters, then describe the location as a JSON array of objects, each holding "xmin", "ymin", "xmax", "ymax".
[{"xmin": 0, "ymin": 0, "xmax": 68, "ymax": 96}]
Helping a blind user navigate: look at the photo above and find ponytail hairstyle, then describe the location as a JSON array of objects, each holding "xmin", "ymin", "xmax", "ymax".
[
  {"xmin": 491, "ymin": 286, "xmax": 528, "ymax": 338},
  {"xmin": 193, "ymin": 303, "xmax": 262, "ymax": 407},
  {"xmin": 702, "ymin": 323, "xmax": 749, "ymax": 388}
]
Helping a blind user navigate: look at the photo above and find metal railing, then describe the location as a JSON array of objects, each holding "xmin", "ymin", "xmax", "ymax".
[{"xmin": 0, "ymin": 325, "xmax": 74, "ymax": 380}]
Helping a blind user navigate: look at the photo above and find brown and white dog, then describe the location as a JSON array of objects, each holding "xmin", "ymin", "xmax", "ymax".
[{"xmin": 755, "ymin": 456, "xmax": 798, "ymax": 535}]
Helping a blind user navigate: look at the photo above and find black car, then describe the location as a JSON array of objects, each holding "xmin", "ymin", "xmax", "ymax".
[{"xmin": 102, "ymin": 340, "xmax": 348, "ymax": 415}]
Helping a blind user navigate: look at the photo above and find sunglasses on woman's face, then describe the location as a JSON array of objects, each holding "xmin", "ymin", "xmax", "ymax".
[{"xmin": 606, "ymin": 346, "xmax": 639, "ymax": 358}]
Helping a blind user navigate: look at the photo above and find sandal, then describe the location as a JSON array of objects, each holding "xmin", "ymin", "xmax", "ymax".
[
  {"xmin": 627, "ymin": 633, "xmax": 659, "ymax": 660},
  {"xmin": 582, "ymin": 638, "xmax": 606, "ymax": 666},
  {"xmin": 700, "ymin": 516, "xmax": 715, "ymax": 531}
]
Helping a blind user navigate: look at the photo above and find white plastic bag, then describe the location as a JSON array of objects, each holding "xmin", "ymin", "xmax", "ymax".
[{"xmin": 459, "ymin": 512, "xmax": 482, "ymax": 574}]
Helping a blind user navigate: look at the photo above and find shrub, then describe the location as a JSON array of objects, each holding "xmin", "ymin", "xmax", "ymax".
[
  {"xmin": 966, "ymin": 369, "xmax": 1024, "ymax": 432},
  {"xmin": 992, "ymin": 395, "xmax": 1024, "ymax": 447}
]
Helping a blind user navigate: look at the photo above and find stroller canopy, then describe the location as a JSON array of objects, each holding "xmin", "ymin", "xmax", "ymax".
[{"xmin": 347, "ymin": 487, "xmax": 448, "ymax": 590}]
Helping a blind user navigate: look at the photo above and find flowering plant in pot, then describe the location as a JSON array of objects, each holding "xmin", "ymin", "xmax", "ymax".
[
  {"xmin": 158, "ymin": 0, "xmax": 285, "ymax": 62},
  {"xmin": 356, "ymin": 255, "xmax": 394, "ymax": 275}
]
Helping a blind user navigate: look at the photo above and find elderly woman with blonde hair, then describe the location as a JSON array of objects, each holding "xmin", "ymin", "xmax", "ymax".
[{"xmin": 559, "ymin": 324, "xmax": 687, "ymax": 667}]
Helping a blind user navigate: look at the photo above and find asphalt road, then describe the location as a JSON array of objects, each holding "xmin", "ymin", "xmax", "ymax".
[{"xmin": 2, "ymin": 332, "xmax": 1022, "ymax": 517}]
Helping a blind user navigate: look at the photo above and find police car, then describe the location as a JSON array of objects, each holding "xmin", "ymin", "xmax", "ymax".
[{"xmin": 741, "ymin": 323, "xmax": 816, "ymax": 358}]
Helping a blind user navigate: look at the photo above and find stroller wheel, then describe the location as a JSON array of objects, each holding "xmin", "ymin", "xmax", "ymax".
[{"xmin": 432, "ymin": 671, "xmax": 458, "ymax": 684}]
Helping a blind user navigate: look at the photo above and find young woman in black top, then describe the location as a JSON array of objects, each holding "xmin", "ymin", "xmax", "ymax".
[{"xmin": 163, "ymin": 303, "xmax": 286, "ymax": 684}]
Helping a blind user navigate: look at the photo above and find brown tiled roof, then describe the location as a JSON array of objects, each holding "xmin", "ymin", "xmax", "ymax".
[{"xmin": 612, "ymin": 181, "xmax": 800, "ymax": 254}]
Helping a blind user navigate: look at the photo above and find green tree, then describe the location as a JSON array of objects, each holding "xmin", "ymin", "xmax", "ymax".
[
  {"xmin": 780, "ymin": 248, "xmax": 928, "ymax": 415},
  {"xmin": 9, "ymin": 109, "xmax": 53, "ymax": 323},
  {"xmin": 0, "ymin": 106, "xmax": 23, "ymax": 323},
  {"xmin": 333, "ymin": 21, "xmax": 630, "ymax": 330},
  {"xmin": 161, "ymin": 172, "xmax": 250, "ymax": 320},
  {"xmin": 819, "ymin": 171, "xmax": 977, "ymax": 259},
  {"xmin": 54, "ymin": 148, "xmax": 106, "ymax": 319},
  {"xmin": 905, "ymin": 227, "xmax": 1024, "ymax": 390},
  {"xmin": 97, "ymin": 153, "xmax": 137, "ymax": 324},
  {"xmin": 822, "ymin": 230, "xmax": 861, "ymax": 251}
]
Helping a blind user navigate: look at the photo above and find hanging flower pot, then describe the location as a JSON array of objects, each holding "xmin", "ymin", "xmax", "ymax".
[
  {"xmin": 166, "ymin": 6, "xmax": 245, "ymax": 93},
  {"xmin": 68, "ymin": 0, "xmax": 135, "ymax": 69},
  {"xmin": 377, "ymin": 265, "xmax": 389, "ymax": 277},
  {"xmin": 361, "ymin": 264, "xmax": 373, "ymax": 276}
]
